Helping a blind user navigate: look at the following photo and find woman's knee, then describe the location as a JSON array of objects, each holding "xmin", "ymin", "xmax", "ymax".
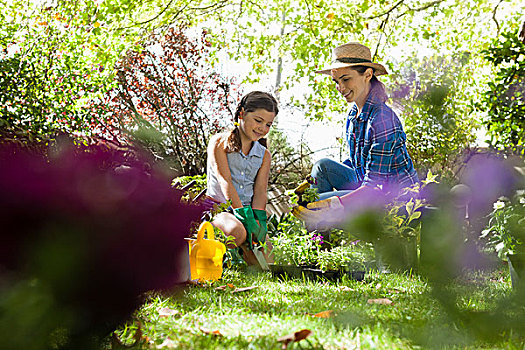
[{"xmin": 311, "ymin": 158, "xmax": 333, "ymax": 177}]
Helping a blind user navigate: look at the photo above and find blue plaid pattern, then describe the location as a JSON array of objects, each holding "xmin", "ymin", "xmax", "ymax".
[{"xmin": 345, "ymin": 93, "xmax": 419, "ymax": 188}]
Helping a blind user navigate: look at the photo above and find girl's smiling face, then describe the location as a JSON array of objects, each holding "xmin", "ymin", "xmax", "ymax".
[{"xmin": 239, "ymin": 108, "xmax": 275, "ymax": 142}]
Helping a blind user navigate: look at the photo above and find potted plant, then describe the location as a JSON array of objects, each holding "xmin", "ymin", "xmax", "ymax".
[
  {"xmin": 372, "ymin": 182, "xmax": 428, "ymax": 273},
  {"xmin": 268, "ymin": 213, "xmax": 318, "ymax": 278},
  {"xmin": 269, "ymin": 212, "xmax": 373, "ymax": 281},
  {"xmin": 481, "ymin": 190, "xmax": 525, "ymax": 289},
  {"xmin": 315, "ymin": 243, "xmax": 372, "ymax": 281}
]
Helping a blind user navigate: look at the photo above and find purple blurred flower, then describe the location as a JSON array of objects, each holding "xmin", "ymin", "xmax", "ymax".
[{"xmin": 0, "ymin": 141, "xmax": 204, "ymax": 347}]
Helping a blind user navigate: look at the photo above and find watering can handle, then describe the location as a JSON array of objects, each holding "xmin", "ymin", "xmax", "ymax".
[{"xmin": 196, "ymin": 221, "xmax": 215, "ymax": 242}]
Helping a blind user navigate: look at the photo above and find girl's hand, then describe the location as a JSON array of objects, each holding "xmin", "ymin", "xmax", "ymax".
[{"xmin": 252, "ymin": 209, "xmax": 268, "ymax": 244}]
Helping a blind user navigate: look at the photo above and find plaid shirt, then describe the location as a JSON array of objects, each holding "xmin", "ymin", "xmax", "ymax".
[{"xmin": 344, "ymin": 92, "xmax": 419, "ymax": 189}]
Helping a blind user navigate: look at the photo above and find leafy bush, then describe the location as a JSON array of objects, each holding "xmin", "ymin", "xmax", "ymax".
[
  {"xmin": 479, "ymin": 31, "xmax": 525, "ymax": 154},
  {"xmin": 391, "ymin": 53, "xmax": 478, "ymax": 180},
  {"xmin": 0, "ymin": 1, "xmax": 121, "ymax": 144},
  {"xmin": 481, "ymin": 190, "xmax": 525, "ymax": 260}
]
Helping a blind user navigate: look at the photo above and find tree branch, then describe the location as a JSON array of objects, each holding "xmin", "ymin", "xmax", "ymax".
[
  {"xmin": 365, "ymin": 0, "xmax": 404, "ymax": 20},
  {"xmin": 491, "ymin": 0, "xmax": 504, "ymax": 35},
  {"xmin": 405, "ymin": 0, "xmax": 445, "ymax": 13},
  {"xmin": 519, "ymin": 16, "xmax": 525, "ymax": 44}
]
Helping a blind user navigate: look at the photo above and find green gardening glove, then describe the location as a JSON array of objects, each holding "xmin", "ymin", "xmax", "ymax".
[
  {"xmin": 233, "ymin": 206, "xmax": 258, "ymax": 250},
  {"xmin": 252, "ymin": 209, "xmax": 268, "ymax": 245}
]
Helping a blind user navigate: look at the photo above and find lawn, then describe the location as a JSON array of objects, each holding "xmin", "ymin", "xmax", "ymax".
[{"xmin": 114, "ymin": 265, "xmax": 524, "ymax": 349}]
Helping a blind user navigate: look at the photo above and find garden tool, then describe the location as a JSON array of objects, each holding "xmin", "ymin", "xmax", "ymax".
[
  {"xmin": 252, "ymin": 244, "xmax": 270, "ymax": 271},
  {"xmin": 188, "ymin": 221, "xmax": 226, "ymax": 282}
]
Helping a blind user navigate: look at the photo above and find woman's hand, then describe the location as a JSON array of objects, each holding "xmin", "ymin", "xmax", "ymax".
[{"xmin": 292, "ymin": 196, "xmax": 344, "ymax": 229}]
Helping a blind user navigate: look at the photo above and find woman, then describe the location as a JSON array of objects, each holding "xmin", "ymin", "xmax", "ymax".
[{"xmin": 293, "ymin": 42, "xmax": 418, "ymax": 227}]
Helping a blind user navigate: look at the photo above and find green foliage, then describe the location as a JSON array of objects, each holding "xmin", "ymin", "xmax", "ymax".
[
  {"xmin": 316, "ymin": 244, "xmax": 374, "ymax": 271},
  {"xmin": 268, "ymin": 128, "xmax": 313, "ymax": 188},
  {"xmin": 391, "ymin": 53, "xmax": 479, "ymax": 180},
  {"xmin": 480, "ymin": 31, "xmax": 525, "ymax": 154},
  {"xmin": 269, "ymin": 212, "xmax": 373, "ymax": 271},
  {"xmin": 0, "ymin": 1, "xmax": 115, "ymax": 142},
  {"xmin": 268, "ymin": 213, "xmax": 317, "ymax": 266},
  {"xmin": 172, "ymin": 174, "xmax": 207, "ymax": 203},
  {"xmin": 287, "ymin": 187, "xmax": 319, "ymax": 206},
  {"xmin": 382, "ymin": 185, "xmax": 425, "ymax": 240},
  {"xmin": 481, "ymin": 190, "xmax": 525, "ymax": 260}
]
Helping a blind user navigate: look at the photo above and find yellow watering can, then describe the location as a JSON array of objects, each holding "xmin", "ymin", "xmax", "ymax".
[{"xmin": 188, "ymin": 221, "xmax": 226, "ymax": 282}]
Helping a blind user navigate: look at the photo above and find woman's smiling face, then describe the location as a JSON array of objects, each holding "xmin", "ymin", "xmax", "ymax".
[
  {"xmin": 331, "ymin": 67, "xmax": 373, "ymax": 107},
  {"xmin": 239, "ymin": 108, "xmax": 275, "ymax": 142}
]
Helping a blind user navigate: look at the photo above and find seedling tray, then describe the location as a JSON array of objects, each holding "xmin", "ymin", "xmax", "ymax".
[{"xmin": 269, "ymin": 264, "xmax": 365, "ymax": 282}]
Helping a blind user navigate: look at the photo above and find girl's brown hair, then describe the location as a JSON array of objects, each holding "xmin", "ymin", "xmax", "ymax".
[{"xmin": 225, "ymin": 91, "xmax": 279, "ymax": 153}]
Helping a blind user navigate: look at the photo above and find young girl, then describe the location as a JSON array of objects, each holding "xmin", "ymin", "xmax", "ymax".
[{"xmin": 204, "ymin": 91, "xmax": 278, "ymax": 265}]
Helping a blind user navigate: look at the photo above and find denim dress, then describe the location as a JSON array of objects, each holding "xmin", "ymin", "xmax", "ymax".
[{"xmin": 206, "ymin": 140, "xmax": 266, "ymax": 207}]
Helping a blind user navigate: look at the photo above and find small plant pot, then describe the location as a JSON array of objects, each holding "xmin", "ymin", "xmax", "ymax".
[
  {"xmin": 374, "ymin": 237, "xmax": 418, "ymax": 273},
  {"xmin": 270, "ymin": 264, "xmax": 304, "ymax": 279},
  {"xmin": 268, "ymin": 263, "xmax": 284, "ymax": 275},
  {"xmin": 508, "ymin": 253, "xmax": 525, "ymax": 289},
  {"xmin": 282, "ymin": 265, "xmax": 304, "ymax": 278},
  {"xmin": 301, "ymin": 268, "xmax": 322, "ymax": 280},
  {"xmin": 271, "ymin": 264, "xmax": 366, "ymax": 282},
  {"xmin": 344, "ymin": 270, "xmax": 365, "ymax": 281}
]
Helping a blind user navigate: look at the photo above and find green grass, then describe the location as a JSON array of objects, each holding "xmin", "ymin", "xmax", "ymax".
[{"xmin": 114, "ymin": 266, "xmax": 525, "ymax": 349}]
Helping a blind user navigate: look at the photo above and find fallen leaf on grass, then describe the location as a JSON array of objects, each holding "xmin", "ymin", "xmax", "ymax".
[
  {"xmin": 367, "ymin": 298, "xmax": 393, "ymax": 305},
  {"xmin": 158, "ymin": 307, "xmax": 180, "ymax": 318},
  {"xmin": 339, "ymin": 286, "xmax": 355, "ymax": 292},
  {"xmin": 215, "ymin": 285, "xmax": 258, "ymax": 293},
  {"xmin": 200, "ymin": 327, "xmax": 223, "ymax": 336},
  {"xmin": 157, "ymin": 338, "xmax": 176, "ymax": 348},
  {"xmin": 214, "ymin": 283, "xmax": 236, "ymax": 291},
  {"xmin": 231, "ymin": 285, "xmax": 258, "ymax": 293},
  {"xmin": 388, "ymin": 288, "xmax": 406, "ymax": 294},
  {"xmin": 277, "ymin": 329, "xmax": 312, "ymax": 349},
  {"xmin": 308, "ymin": 310, "xmax": 334, "ymax": 318}
]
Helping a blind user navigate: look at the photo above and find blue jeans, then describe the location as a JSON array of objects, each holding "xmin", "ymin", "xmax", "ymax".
[{"xmin": 311, "ymin": 158, "xmax": 361, "ymax": 200}]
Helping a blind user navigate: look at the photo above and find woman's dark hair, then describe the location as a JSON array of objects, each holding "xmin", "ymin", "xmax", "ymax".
[
  {"xmin": 225, "ymin": 91, "xmax": 279, "ymax": 153},
  {"xmin": 351, "ymin": 65, "xmax": 388, "ymax": 103}
]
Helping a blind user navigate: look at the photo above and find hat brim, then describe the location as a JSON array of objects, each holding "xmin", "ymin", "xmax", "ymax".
[{"xmin": 315, "ymin": 61, "xmax": 388, "ymax": 76}]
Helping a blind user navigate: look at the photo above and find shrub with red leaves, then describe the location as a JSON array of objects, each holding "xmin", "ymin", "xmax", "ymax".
[{"xmin": 90, "ymin": 24, "xmax": 239, "ymax": 176}]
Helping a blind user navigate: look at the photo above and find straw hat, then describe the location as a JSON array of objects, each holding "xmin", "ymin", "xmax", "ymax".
[{"xmin": 315, "ymin": 42, "xmax": 388, "ymax": 76}]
